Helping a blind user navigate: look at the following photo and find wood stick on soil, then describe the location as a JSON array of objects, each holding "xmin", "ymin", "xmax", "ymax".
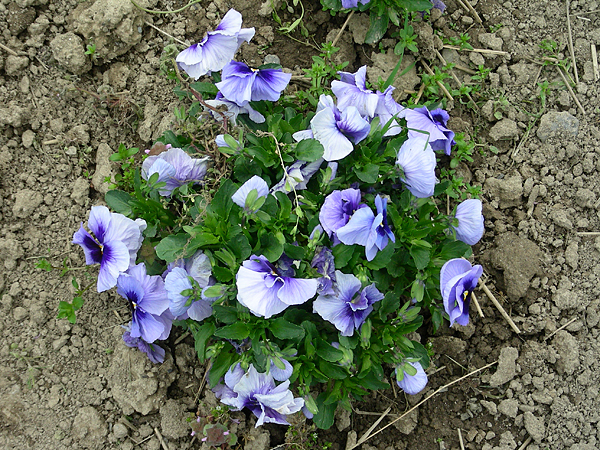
[
  {"xmin": 478, "ymin": 280, "xmax": 521, "ymax": 334},
  {"xmin": 332, "ymin": 11, "xmax": 354, "ymax": 48},
  {"xmin": 421, "ymin": 60, "xmax": 454, "ymax": 101},
  {"xmin": 517, "ymin": 436, "xmax": 533, "ymax": 450},
  {"xmin": 577, "ymin": 231, "xmax": 600, "ymax": 236},
  {"xmin": 153, "ymin": 428, "xmax": 169, "ymax": 450},
  {"xmin": 471, "ymin": 291, "xmax": 485, "ymax": 318},
  {"xmin": 355, "ymin": 407, "xmax": 391, "ymax": 448},
  {"xmin": 435, "ymin": 49, "xmax": 479, "ymax": 110},
  {"xmin": 442, "ymin": 45, "xmax": 509, "ymax": 56},
  {"xmin": 458, "ymin": 428, "xmax": 466, "ymax": 450},
  {"xmin": 413, "ymin": 83, "xmax": 426, "ymax": 104},
  {"xmin": 592, "ymin": 44, "xmax": 600, "ymax": 81},
  {"xmin": 347, "ymin": 361, "xmax": 498, "ymax": 450},
  {"xmin": 555, "ymin": 65, "xmax": 586, "ymax": 115},
  {"xmin": 174, "ymin": 331, "xmax": 190, "ymax": 345},
  {"xmin": 566, "ymin": 0, "xmax": 580, "ymax": 84},
  {"xmin": 455, "ymin": 0, "xmax": 482, "ymax": 24},
  {"xmin": 0, "ymin": 42, "xmax": 18, "ymax": 56},
  {"xmin": 145, "ymin": 20, "xmax": 187, "ymax": 46},
  {"xmin": 543, "ymin": 317, "xmax": 578, "ymax": 341}
]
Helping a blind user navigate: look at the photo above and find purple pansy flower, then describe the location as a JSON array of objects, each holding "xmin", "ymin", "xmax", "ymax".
[
  {"xmin": 164, "ymin": 251, "xmax": 218, "ymax": 321},
  {"xmin": 204, "ymin": 92, "xmax": 265, "ymax": 125},
  {"xmin": 175, "ymin": 9, "xmax": 255, "ymax": 79},
  {"xmin": 405, "ymin": 107, "xmax": 456, "ymax": 155},
  {"xmin": 374, "ymin": 86, "xmax": 406, "ymax": 137},
  {"xmin": 122, "ymin": 327, "xmax": 165, "ymax": 364},
  {"xmin": 311, "ymin": 246, "xmax": 336, "ymax": 295},
  {"xmin": 336, "ymin": 195, "xmax": 396, "ymax": 261},
  {"xmin": 232, "ymin": 175, "xmax": 269, "ymax": 212},
  {"xmin": 396, "ymin": 361, "xmax": 428, "ymax": 395},
  {"xmin": 215, "ymin": 364, "xmax": 304, "ymax": 426},
  {"xmin": 452, "ymin": 199, "xmax": 484, "ymax": 245},
  {"xmin": 216, "ymin": 61, "xmax": 292, "ymax": 104},
  {"xmin": 269, "ymin": 357, "xmax": 294, "ymax": 381},
  {"xmin": 341, "ymin": 0, "xmax": 370, "ymax": 8},
  {"xmin": 294, "ymin": 95, "xmax": 370, "ymax": 161},
  {"xmin": 331, "ymin": 66, "xmax": 379, "ymax": 118},
  {"xmin": 319, "ymin": 188, "xmax": 367, "ymax": 237},
  {"xmin": 72, "ymin": 205, "xmax": 147, "ymax": 292},
  {"xmin": 440, "ymin": 258, "xmax": 483, "ymax": 326},
  {"xmin": 396, "ymin": 136, "xmax": 437, "ymax": 198},
  {"xmin": 236, "ymin": 255, "xmax": 318, "ymax": 318},
  {"xmin": 313, "ymin": 270, "xmax": 383, "ymax": 336},
  {"xmin": 141, "ymin": 147, "xmax": 208, "ymax": 197},
  {"xmin": 271, "ymin": 159, "xmax": 324, "ymax": 193},
  {"xmin": 117, "ymin": 263, "xmax": 171, "ymax": 343}
]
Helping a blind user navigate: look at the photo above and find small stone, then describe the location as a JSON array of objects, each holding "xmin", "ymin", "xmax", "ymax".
[
  {"xmin": 159, "ymin": 400, "xmax": 189, "ymax": 439},
  {"xmin": 71, "ymin": 178, "xmax": 90, "ymax": 205},
  {"xmin": 552, "ymin": 330, "xmax": 579, "ymax": 375},
  {"xmin": 478, "ymin": 33, "xmax": 504, "ymax": 50},
  {"xmin": 50, "ymin": 32, "xmax": 91, "ymax": 76},
  {"xmin": 392, "ymin": 408, "xmax": 418, "ymax": 434},
  {"xmin": 73, "ymin": 406, "xmax": 108, "ymax": 449},
  {"xmin": 263, "ymin": 54, "xmax": 280, "ymax": 65},
  {"xmin": 22, "ymin": 130, "xmax": 35, "ymax": 149},
  {"xmin": 12, "ymin": 189, "xmax": 43, "ymax": 218},
  {"xmin": 497, "ymin": 399, "xmax": 519, "ymax": 418},
  {"xmin": 485, "ymin": 172, "xmax": 523, "ymax": 209},
  {"xmin": 549, "ymin": 209, "xmax": 573, "ymax": 230},
  {"xmin": 536, "ymin": 111, "xmax": 579, "ymax": 142},
  {"xmin": 490, "ymin": 347, "xmax": 519, "ymax": 387},
  {"xmin": 523, "ymin": 412, "xmax": 545, "ymax": 443},
  {"xmin": 91, "ymin": 143, "xmax": 115, "ymax": 195},
  {"xmin": 574, "ymin": 188, "xmax": 596, "ymax": 208},
  {"xmin": 488, "ymin": 119, "xmax": 520, "ymax": 141},
  {"xmin": 336, "ymin": 407, "xmax": 351, "ymax": 431},
  {"xmin": 480, "ymin": 400, "xmax": 497, "ymax": 415},
  {"xmin": 13, "ymin": 306, "xmax": 28, "ymax": 321},
  {"xmin": 4, "ymin": 55, "xmax": 30, "ymax": 76},
  {"xmin": 564, "ymin": 242, "xmax": 579, "ymax": 270},
  {"xmin": 0, "ymin": 238, "xmax": 24, "ymax": 270},
  {"xmin": 553, "ymin": 289, "xmax": 578, "ymax": 311},
  {"xmin": 112, "ymin": 423, "xmax": 128, "ymax": 440}
]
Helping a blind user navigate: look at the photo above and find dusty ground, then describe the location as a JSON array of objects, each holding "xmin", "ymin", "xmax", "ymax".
[{"xmin": 0, "ymin": 0, "xmax": 599, "ymax": 449}]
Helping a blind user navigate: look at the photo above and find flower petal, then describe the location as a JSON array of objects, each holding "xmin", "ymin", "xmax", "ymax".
[
  {"xmin": 277, "ymin": 277, "xmax": 318, "ymax": 306},
  {"xmin": 251, "ymin": 69, "xmax": 291, "ymax": 102},
  {"xmin": 336, "ymin": 207, "xmax": 375, "ymax": 247},
  {"xmin": 453, "ymin": 199, "xmax": 484, "ymax": 245},
  {"xmin": 311, "ymin": 107, "xmax": 354, "ymax": 161},
  {"xmin": 165, "ymin": 267, "xmax": 194, "ymax": 317},
  {"xmin": 396, "ymin": 362, "xmax": 428, "ymax": 395},
  {"xmin": 236, "ymin": 265, "xmax": 286, "ymax": 318},
  {"xmin": 396, "ymin": 136, "xmax": 437, "ymax": 198},
  {"xmin": 231, "ymin": 175, "xmax": 269, "ymax": 210},
  {"xmin": 72, "ymin": 224, "xmax": 102, "ymax": 265},
  {"xmin": 97, "ymin": 240, "xmax": 131, "ymax": 292}
]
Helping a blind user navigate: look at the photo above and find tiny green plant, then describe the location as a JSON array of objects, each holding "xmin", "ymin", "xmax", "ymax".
[
  {"xmin": 85, "ymin": 42, "xmax": 96, "ymax": 60},
  {"xmin": 107, "ymin": 143, "xmax": 141, "ymax": 191}
]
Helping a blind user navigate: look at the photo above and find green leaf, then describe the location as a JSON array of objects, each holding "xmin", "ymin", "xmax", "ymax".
[
  {"xmin": 397, "ymin": 0, "xmax": 433, "ymax": 11},
  {"xmin": 379, "ymin": 292, "xmax": 401, "ymax": 320},
  {"xmin": 212, "ymin": 305, "xmax": 238, "ymax": 324},
  {"xmin": 189, "ymin": 81, "xmax": 219, "ymax": 96},
  {"xmin": 354, "ymin": 163, "xmax": 379, "ymax": 184},
  {"xmin": 187, "ymin": 232, "xmax": 220, "ymax": 253},
  {"xmin": 190, "ymin": 321, "xmax": 216, "ymax": 362},
  {"xmin": 364, "ymin": 241, "xmax": 395, "ymax": 269},
  {"xmin": 227, "ymin": 233, "xmax": 252, "ymax": 261},
  {"xmin": 332, "ymin": 244, "xmax": 357, "ymax": 269},
  {"xmin": 409, "ymin": 246, "xmax": 430, "ymax": 270},
  {"xmin": 211, "ymin": 179, "xmax": 237, "ymax": 220},
  {"xmin": 214, "ymin": 322, "xmax": 250, "ymax": 340},
  {"xmin": 259, "ymin": 233, "xmax": 284, "ymax": 262},
  {"xmin": 314, "ymin": 393, "xmax": 336, "ymax": 429},
  {"xmin": 155, "ymin": 234, "xmax": 189, "ymax": 262},
  {"xmin": 209, "ymin": 347, "xmax": 235, "ymax": 388},
  {"xmin": 315, "ymin": 338, "xmax": 344, "ymax": 362},
  {"xmin": 364, "ymin": 12, "xmax": 389, "ymax": 45},
  {"xmin": 72, "ymin": 296, "xmax": 84, "ymax": 310},
  {"xmin": 357, "ymin": 368, "xmax": 390, "ymax": 390},
  {"xmin": 269, "ymin": 317, "xmax": 305, "ymax": 340},
  {"xmin": 57, "ymin": 301, "xmax": 76, "ymax": 324},
  {"xmin": 318, "ymin": 360, "xmax": 348, "ymax": 380},
  {"xmin": 283, "ymin": 243, "xmax": 305, "ymax": 260},
  {"xmin": 105, "ymin": 190, "xmax": 134, "ymax": 216},
  {"xmin": 213, "ymin": 266, "xmax": 233, "ymax": 283},
  {"xmin": 295, "ymin": 139, "xmax": 324, "ymax": 162}
]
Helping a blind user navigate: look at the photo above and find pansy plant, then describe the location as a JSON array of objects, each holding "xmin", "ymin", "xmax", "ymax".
[{"xmin": 69, "ymin": 8, "xmax": 488, "ymax": 432}]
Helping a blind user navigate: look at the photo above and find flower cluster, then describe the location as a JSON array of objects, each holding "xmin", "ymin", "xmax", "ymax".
[{"xmin": 70, "ymin": 8, "xmax": 488, "ymax": 430}]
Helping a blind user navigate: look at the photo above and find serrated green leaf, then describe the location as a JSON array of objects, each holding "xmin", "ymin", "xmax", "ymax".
[
  {"xmin": 354, "ymin": 163, "xmax": 379, "ymax": 183},
  {"xmin": 208, "ymin": 347, "xmax": 235, "ymax": 388},
  {"xmin": 155, "ymin": 234, "xmax": 189, "ymax": 262},
  {"xmin": 314, "ymin": 393, "xmax": 336, "ymax": 429},
  {"xmin": 214, "ymin": 322, "xmax": 250, "ymax": 340},
  {"xmin": 269, "ymin": 317, "xmax": 305, "ymax": 340},
  {"xmin": 105, "ymin": 190, "xmax": 134, "ymax": 216},
  {"xmin": 315, "ymin": 338, "xmax": 344, "ymax": 362},
  {"xmin": 295, "ymin": 139, "xmax": 324, "ymax": 162}
]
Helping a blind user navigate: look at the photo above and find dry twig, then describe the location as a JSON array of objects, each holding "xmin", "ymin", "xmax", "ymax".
[
  {"xmin": 0, "ymin": 42, "xmax": 18, "ymax": 56},
  {"xmin": 471, "ymin": 291, "xmax": 484, "ymax": 318},
  {"xmin": 554, "ymin": 65, "xmax": 586, "ymax": 115},
  {"xmin": 456, "ymin": 0, "xmax": 482, "ymax": 24},
  {"xmin": 517, "ymin": 436, "xmax": 533, "ymax": 450},
  {"xmin": 434, "ymin": 49, "xmax": 479, "ymax": 110},
  {"xmin": 347, "ymin": 361, "xmax": 498, "ymax": 449},
  {"xmin": 332, "ymin": 11, "xmax": 354, "ymax": 48},
  {"xmin": 145, "ymin": 20, "xmax": 187, "ymax": 46},
  {"xmin": 154, "ymin": 428, "xmax": 169, "ymax": 450},
  {"xmin": 355, "ymin": 407, "xmax": 391, "ymax": 448},
  {"xmin": 478, "ymin": 280, "xmax": 521, "ymax": 334},
  {"xmin": 592, "ymin": 44, "xmax": 599, "ymax": 81},
  {"xmin": 421, "ymin": 60, "xmax": 453, "ymax": 101},
  {"xmin": 543, "ymin": 317, "xmax": 578, "ymax": 341},
  {"xmin": 566, "ymin": 0, "xmax": 580, "ymax": 84},
  {"xmin": 458, "ymin": 428, "xmax": 466, "ymax": 450},
  {"xmin": 443, "ymin": 45, "xmax": 509, "ymax": 56}
]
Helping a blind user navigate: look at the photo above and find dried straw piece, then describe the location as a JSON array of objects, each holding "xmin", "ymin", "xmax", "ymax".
[{"xmin": 478, "ymin": 280, "xmax": 521, "ymax": 334}]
